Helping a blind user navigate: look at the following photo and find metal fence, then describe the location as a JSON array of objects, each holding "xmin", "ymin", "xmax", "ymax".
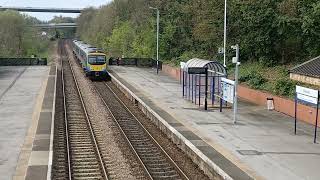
[{"xmin": 0, "ymin": 58, "xmax": 47, "ymax": 66}]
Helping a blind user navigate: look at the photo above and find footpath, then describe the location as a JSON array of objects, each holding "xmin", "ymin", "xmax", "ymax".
[{"xmin": 109, "ymin": 66, "xmax": 320, "ymax": 180}]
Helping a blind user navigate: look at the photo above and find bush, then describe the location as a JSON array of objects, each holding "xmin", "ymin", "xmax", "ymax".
[
  {"xmin": 239, "ymin": 70, "xmax": 267, "ymax": 89},
  {"xmin": 274, "ymin": 78, "xmax": 297, "ymax": 97}
]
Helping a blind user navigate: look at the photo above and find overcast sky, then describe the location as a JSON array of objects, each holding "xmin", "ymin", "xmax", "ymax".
[{"xmin": 0, "ymin": 0, "xmax": 112, "ymax": 21}]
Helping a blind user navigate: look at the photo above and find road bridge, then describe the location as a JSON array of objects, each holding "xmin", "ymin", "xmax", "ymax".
[
  {"xmin": 0, "ymin": 6, "xmax": 82, "ymax": 13},
  {"xmin": 34, "ymin": 23, "xmax": 77, "ymax": 29}
]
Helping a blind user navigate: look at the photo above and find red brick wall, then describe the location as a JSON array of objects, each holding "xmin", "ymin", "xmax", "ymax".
[
  {"xmin": 162, "ymin": 64, "xmax": 181, "ymax": 81},
  {"xmin": 162, "ymin": 64, "xmax": 320, "ymax": 126},
  {"xmin": 238, "ymin": 85, "xmax": 319, "ymax": 125}
]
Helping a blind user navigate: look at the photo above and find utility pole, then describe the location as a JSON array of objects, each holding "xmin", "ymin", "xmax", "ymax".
[
  {"xmin": 231, "ymin": 44, "xmax": 240, "ymax": 124},
  {"xmin": 149, "ymin": 6, "xmax": 160, "ymax": 74}
]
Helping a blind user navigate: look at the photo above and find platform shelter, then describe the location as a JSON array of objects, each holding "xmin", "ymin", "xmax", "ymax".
[{"xmin": 181, "ymin": 58, "xmax": 227, "ymax": 109}]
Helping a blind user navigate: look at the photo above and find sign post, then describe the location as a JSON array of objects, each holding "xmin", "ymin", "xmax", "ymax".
[
  {"xmin": 295, "ymin": 85, "xmax": 319, "ymax": 143},
  {"xmin": 294, "ymin": 93, "xmax": 297, "ymax": 135},
  {"xmin": 314, "ymin": 96, "xmax": 319, "ymax": 143},
  {"xmin": 205, "ymin": 69, "xmax": 208, "ymax": 110},
  {"xmin": 180, "ymin": 62, "xmax": 186, "ymax": 84},
  {"xmin": 182, "ymin": 70, "xmax": 185, "ymax": 97},
  {"xmin": 231, "ymin": 44, "xmax": 240, "ymax": 124}
]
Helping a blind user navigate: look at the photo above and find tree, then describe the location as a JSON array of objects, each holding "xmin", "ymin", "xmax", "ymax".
[
  {"xmin": 76, "ymin": 0, "xmax": 320, "ymax": 66},
  {"xmin": 0, "ymin": 10, "xmax": 49, "ymax": 57}
]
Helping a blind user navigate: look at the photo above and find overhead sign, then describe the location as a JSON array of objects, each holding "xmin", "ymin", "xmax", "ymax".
[
  {"xmin": 296, "ymin": 86, "xmax": 319, "ymax": 105},
  {"xmin": 188, "ymin": 67, "xmax": 207, "ymax": 74},
  {"xmin": 221, "ymin": 78, "xmax": 235, "ymax": 103}
]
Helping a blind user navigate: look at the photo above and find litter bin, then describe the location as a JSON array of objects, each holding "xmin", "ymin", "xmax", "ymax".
[{"xmin": 267, "ymin": 97, "xmax": 274, "ymax": 110}]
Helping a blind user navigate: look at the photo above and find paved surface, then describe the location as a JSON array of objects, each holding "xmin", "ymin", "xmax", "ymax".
[
  {"xmin": 0, "ymin": 66, "xmax": 50, "ymax": 180},
  {"xmin": 24, "ymin": 66, "xmax": 56, "ymax": 180},
  {"xmin": 110, "ymin": 66, "xmax": 320, "ymax": 180}
]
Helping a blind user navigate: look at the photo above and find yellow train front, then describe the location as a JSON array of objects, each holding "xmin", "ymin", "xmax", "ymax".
[
  {"xmin": 85, "ymin": 52, "xmax": 108, "ymax": 79},
  {"xmin": 72, "ymin": 40, "xmax": 108, "ymax": 80}
]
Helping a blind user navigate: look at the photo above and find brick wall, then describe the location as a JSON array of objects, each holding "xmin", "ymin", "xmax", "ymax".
[
  {"xmin": 162, "ymin": 64, "xmax": 181, "ymax": 81},
  {"xmin": 162, "ymin": 64, "xmax": 320, "ymax": 126}
]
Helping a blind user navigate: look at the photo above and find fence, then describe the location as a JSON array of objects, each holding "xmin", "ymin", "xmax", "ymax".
[{"xmin": 0, "ymin": 58, "xmax": 47, "ymax": 66}]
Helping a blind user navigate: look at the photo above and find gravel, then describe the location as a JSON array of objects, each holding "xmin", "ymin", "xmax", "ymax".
[
  {"xmin": 59, "ymin": 40, "xmax": 212, "ymax": 180},
  {"xmin": 106, "ymin": 81, "xmax": 212, "ymax": 180}
]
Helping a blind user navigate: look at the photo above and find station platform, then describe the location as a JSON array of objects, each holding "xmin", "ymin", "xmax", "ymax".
[
  {"xmin": 0, "ymin": 65, "xmax": 56, "ymax": 180},
  {"xmin": 109, "ymin": 66, "xmax": 320, "ymax": 180}
]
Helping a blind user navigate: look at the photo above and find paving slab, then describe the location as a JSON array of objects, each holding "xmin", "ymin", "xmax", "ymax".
[
  {"xmin": 109, "ymin": 66, "xmax": 320, "ymax": 180},
  {"xmin": 0, "ymin": 66, "xmax": 49, "ymax": 180}
]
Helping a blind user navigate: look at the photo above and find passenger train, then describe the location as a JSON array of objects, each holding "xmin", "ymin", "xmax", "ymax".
[{"xmin": 72, "ymin": 40, "xmax": 108, "ymax": 79}]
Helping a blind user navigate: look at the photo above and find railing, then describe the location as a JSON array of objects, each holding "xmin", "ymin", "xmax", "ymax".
[{"xmin": 0, "ymin": 58, "xmax": 47, "ymax": 66}]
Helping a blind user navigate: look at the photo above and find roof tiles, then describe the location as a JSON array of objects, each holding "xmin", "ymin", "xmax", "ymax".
[{"xmin": 290, "ymin": 56, "xmax": 320, "ymax": 78}]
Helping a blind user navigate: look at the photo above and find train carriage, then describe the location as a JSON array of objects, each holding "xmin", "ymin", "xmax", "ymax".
[{"xmin": 72, "ymin": 40, "xmax": 108, "ymax": 79}]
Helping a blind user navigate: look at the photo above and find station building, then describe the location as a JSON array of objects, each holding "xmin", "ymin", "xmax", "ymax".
[{"xmin": 290, "ymin": 55, "xmax": 320, "ymax": 86}]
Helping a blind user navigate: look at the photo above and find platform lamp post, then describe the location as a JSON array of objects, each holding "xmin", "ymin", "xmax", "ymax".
[
  {"xmin": 223, "ymin": 0, "xmax": 227, "ymax": 67},
  {"xmin": 149, "ymin": 6, "xmax": 160, "ymax": 74}
]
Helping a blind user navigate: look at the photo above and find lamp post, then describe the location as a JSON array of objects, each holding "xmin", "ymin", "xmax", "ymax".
[
  {"xmin": 149, "ymin": 6, "xmax": 160, "ymax": 74},
  {"xmin": 223, "ymin": 0, "xmax": 227, "ymax": 67}
]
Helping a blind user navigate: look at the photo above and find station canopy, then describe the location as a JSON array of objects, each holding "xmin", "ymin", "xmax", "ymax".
[{"xmin": 183, "ymin": 58, "xmax": 227, "ymax": 76}]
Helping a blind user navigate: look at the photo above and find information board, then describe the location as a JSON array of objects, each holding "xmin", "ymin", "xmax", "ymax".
[
  {"xmin": 221, "ymin": 78, "xmax": 235, "ymax": 103},
  {"xmin": 188, "ymin": 67, "xmax": 207, "ymax": 74},
  {"xmin": 294, "ymin": 85, "xmax": 319, "ymax": 143},
  {"xmin": 296, "ymin": 86, "xmax": 318, "ymax": 105}
]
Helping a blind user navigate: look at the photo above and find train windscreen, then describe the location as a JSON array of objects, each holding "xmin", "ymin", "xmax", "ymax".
[{"xmin": 88, "ymin": 56, "xmax": 106, "ymax": 65}]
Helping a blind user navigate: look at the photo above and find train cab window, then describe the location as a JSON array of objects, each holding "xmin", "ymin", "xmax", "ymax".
[
  {"xmin": 97, "ymin": 56, "xmax": 106, "ymax": 63},
  {"xmin": 88, "ymin": 56, "xmax": 106, "ymax": 65}
]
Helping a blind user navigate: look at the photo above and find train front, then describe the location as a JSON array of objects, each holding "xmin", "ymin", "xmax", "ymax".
[{"xmin": 87, "ymin": 52, "xmax": 108, "ymax": 79}]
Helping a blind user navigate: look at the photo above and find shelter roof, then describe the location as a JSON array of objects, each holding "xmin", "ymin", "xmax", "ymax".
[{"xmin": 184, "ymin": 58, "xmax": 226, "ymax": 75}]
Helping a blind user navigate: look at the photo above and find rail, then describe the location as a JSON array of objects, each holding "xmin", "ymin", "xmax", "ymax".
[
  {"xmin": 61, "ymin": 46, "xmax": 109, "ymax": 179},
  {"xmin": 95, "ymin": 81, "xmax": 189, "ymax": 180}
]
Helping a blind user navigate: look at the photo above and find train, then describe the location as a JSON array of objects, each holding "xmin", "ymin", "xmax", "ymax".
[{"xmin": 72, "ymin": 40, "xmax": 108, "ymax": 79}]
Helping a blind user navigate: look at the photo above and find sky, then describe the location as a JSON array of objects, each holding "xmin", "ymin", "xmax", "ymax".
[{"xmin": 0, "ymin": 0, "xmax": 112, "ymax": 21}]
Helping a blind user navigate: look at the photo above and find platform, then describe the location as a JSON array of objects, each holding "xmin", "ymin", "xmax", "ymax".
[
  {"xmin": 109, "ymin": 66, "xmax": 320, "ymax": 180},
  {"xmin": 0, "ymin": 65, "xmax": 55, "ymax": 180}
]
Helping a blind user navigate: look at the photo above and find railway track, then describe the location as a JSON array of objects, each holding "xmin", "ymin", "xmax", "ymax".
[
  {"xmin": 54, "ymin": 41, "xmax": 108, "ymax": 180},
  {"xmin": 94, "ymin": 81, "xmax": 190, "ymax": 180},
  {"xmin": 53, "ymin": 40, "xmax": 206, "ymax": 180},
  {"xmin": 52, "ymin": 41, "xmax": 68, "ymax": 180}
]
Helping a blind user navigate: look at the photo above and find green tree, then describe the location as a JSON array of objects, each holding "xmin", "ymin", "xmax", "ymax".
[
  {"xmin": 106, "ymin": 21, "xmax": 135, "ymax": 57},
  {"xmin": 0, "ymin": 10, "xmax": 49, "ymax": 57},
  {"xmin": 302, "ymin": 1, "xmax": 320, "ymax": 56},
  {"xmin": 76, "ymin": 0, "xmax": 320, "ymax": 66}
]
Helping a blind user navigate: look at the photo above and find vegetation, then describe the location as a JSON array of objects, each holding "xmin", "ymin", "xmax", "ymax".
[
  {"xmin": 0, "ymin": 10, "xmax": 50, "ymax": 58},
  {"xmin": 49, "ymin": 16, "xmax": 76, "ymax": 38},
  {"xmin": 76, "ymin": 0, "xmax": 320, "ymax": 65},
  {"xmin": 75, "ymin": 0, "xmax": 320, "ymax": 98}
]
